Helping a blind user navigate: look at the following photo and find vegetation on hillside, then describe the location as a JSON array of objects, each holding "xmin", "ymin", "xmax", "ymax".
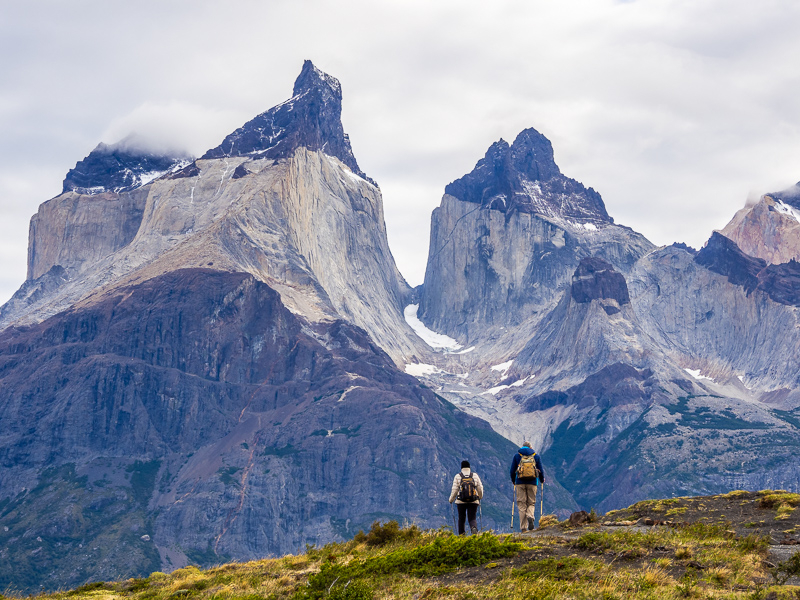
[{"xmin": 4, "ymin": 491, "xmax": 800, "ymax": 600}]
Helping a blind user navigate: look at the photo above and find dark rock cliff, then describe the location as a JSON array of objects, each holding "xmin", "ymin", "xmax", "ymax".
[
  {"xmin": 63, "ymin": 136, "xmax": 188, "ymax": 195},
  {"xmin": 202, "ymin": 61, "xmax": 371, "ymax": 183},
  {"xmin": 570, "ymin": 257, "xmax": 631, "ymax": 308},
  {"xmin": 696, "ymin": 232, "xmax": 800, "ymax": 306},
  {"xmin": 0, "ymin": 269, "xmax": 516, "ymax": 593},
  {"xmin": 695, "ymin": 232, "xmax": 766, "ymax": 294},
  {"xmin": 444, "ymin": 128, "xmax": 610, "ymax": 223}
]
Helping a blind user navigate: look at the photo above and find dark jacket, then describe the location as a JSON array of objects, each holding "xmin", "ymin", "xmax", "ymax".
[{"xmin": 509, "ymin": 446, "xmax": 545, "ymax": 485}]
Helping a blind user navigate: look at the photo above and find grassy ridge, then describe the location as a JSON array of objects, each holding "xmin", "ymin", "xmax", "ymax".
[{"xmin": 5, "ymin": 494, "xmax": 800, "ymax": 600}]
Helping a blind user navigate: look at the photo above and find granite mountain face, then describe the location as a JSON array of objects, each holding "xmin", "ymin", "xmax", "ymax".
[
  {"xmin": 2, "ymin": 61, "xmax": 800, "ymax": 592},
  {"xmin": 202, "ymin": 61, "xmax": 371, "ymax": 184},
  {"xmin": 1, "ymin": 60, "xmax": 421, "ymax": 364},
  {"xmin": 419, "ymin": 128, "xmax": 654, "ymax": 342}
]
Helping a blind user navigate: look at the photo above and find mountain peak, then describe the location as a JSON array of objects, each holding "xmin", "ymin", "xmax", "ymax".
[
  {"xmin": 510, "ymin": 128, "xmax": 561, "ymax": 182},
  {"xmin": 202, "ymin": 61, "xmax": 370, "ymax": 182},
  {"xmin": 718, "ymin": 185, "xmax": 800, "ymax": 266},
  {"xmin": 292, "ymin": 59, "xmax": 342, "ymax": 98},
  {"xmin": 444, "ymin": 127, "xmax": 610, "ymax": 223},
  {"xmin": 62, "ymin": 135, "xmax": 190, "ymax": 195}
]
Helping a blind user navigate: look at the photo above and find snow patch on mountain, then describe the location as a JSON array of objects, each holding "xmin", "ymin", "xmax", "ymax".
[
  {"xmin": 454, "ymin": 346, "xmax": 476, "ymax": 355},
  {"xmin": 403, "ymin": 304, "xmax": 462, "ymax": 351},
  {"xmin": 685, "ymin": 368, "xmax": 714, "ymax": 382},
  {"xmin": 491, "ymin": 360, "xmax": 513, "ymax": 375},
  {"xmin": 482, "ymin": 376, "xmax": 530, "ymax": 396},
  {"xmin": 775, "ymin": 200, "xmax": 800, "ymax": 223},
  {"xmin": 404, "ymin": 363, "xmax": 441, "ymax": 376}
]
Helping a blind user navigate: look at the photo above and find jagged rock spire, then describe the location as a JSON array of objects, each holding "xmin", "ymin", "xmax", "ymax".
[
  {"xmin": 444, "ymin": 127, "xmax": 611, "ymax": 223},
  {"xmin": 202, "ymin": 60, "xmax": 370, "ymax": 182}
]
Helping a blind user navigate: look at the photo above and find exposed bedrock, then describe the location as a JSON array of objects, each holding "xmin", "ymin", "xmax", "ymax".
[
  {"xmin": 419, "ymin": 129, "xmax": 653, "ymax": 342},
  {"xmin": 720, "ymin": 183, "xmax": 800, "ymax": 265}
]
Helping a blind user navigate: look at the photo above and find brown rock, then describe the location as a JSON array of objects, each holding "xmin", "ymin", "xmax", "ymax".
[{"xmin": 568, "ymin": 510, "xmax": 591, "ymax": 526}]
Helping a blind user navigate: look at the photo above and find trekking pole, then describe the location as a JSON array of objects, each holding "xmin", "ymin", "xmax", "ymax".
[
  {"xmin": 479, "ymin": 504, "xmax": 483, "ymax": 532},
  {"xmin": 510, "ymin": 484, "xmax": 516, "ymax": 531},
  {"xmin": 451, "ymin": 502, "xmax": 457, "ymax": 534},
  {"xmin": 540, "ymin": 482, "xmax": 545, "ymax": 524}
]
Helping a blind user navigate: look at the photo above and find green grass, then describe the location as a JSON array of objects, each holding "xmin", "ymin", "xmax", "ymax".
[
  {"xmin": 296, "ymin": 532, "xmax": 523, "ymax": 599},
  {"xmin": 511, "ymin": 556, "xmax": 605, "ymax": 581}
]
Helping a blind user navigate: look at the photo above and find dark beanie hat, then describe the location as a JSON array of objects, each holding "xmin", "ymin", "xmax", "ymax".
[{"xmin": 461, "ymin": 460, "xmax": 470, "ymax": 469}]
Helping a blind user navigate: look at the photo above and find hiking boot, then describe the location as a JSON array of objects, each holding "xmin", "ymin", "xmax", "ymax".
[
  {"xmin": 528, "ymin": 517, "xmax": 535, "ymax": 531},
  {"xmin": 471, "ymin": 526, "xmax": 478, "ymax": 534}
]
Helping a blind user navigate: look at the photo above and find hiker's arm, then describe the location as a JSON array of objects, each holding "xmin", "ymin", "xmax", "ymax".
[
  {"xmin": 536, "ymin": 455, "xmax": 545, "ymax": 483},
  {"xmin": 476, "ymin": 473, "xmax": 484, "ymax": 499},
  {"xmin": 509, "ymin": 455, "xmax": 519, "ymax": 483},
  {"xmin": 448, "ymin": 475, "xmax": 458, "ymax": 503}
]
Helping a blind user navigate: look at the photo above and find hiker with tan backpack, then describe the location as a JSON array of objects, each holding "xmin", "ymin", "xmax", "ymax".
[
  {"xmin": 510, "ymin": 441, "xmax": 545, "ymax": 532},
  {"xmin": 448, "ymin": 460, "xmax": 484, "ymax": 535}
]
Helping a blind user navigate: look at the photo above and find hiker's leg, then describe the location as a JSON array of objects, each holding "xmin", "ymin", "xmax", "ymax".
[
  {"xmin": 457, "ymin": 503, "xmax": 467, "ymax": 535},
  {"xmin": 525, "ymin": 485, "xmax": 538, "ymax": 523},
  {"xmin": 515, "ymin": 486, "xmax": 528, "ymax": 531},
  {"xmin": 467, "ymin": 504, "xmax": 478, "ymax": 533}
]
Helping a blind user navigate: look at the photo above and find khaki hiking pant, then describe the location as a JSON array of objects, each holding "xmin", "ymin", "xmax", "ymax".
[{"xmin": 515, "ymin": 484, "xmax": 537, "ymax": 531}]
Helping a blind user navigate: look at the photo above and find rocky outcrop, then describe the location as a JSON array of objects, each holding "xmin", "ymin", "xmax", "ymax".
[
  {"xmin": 26, "ymin": 186, "xmax": 150, "ymax": 281},
  {"xmin": 0, "ymin": 265, "xmax": 69, "ymax": 324},
  {"xmin": 695, "ymin": 232, "xmax": 766, "ymax": 293},
  {"xmin": 628, "ymin": 241, "xmax": 800, "ymax": 394},
  {"xmin": 444, "ymin": 129, "xmax": 610, "ymax": 223},
  {"xmin": 0, "ymin": 269, "xmax": 520, "ymax": 593},
  {"xmin": 695, "ymin": 232, "xmax": 800, "ymax": 306},
  {"xmin": 720, "ymin": 185, "xmax": 800, "ymax": 265},
  {"xmin": 63, "ymin": 135, "xmax": 189, "ymax": 195},
  {"xmin": 419, "ymin": 130, "xmax": 653, "ymax": 341},
  {"xmin": 202, "ymin": 60, "xmax": 371, "ymax": 183},
  {"xmin": 511, "ymin": 258, "xmax": 680, "ymax": 393},
  {"xmin": 570, "ymin": 257, "xmax": 631, "ymax": 310}
]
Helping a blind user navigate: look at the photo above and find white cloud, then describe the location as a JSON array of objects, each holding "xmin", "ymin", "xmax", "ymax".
[
  {"xmin": 1, "ymin": 0, "xmax": 800, "ymax": 301},
  {"xmin": 100, "ymin": 102, "xmax": 246, "ymax": 158}
]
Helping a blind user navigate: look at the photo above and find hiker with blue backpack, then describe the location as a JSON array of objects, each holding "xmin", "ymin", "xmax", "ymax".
[
  {"xmin": 448, "ymin": 460, "xmax": 484, "ymax": 534},
  {"xmin": 510, "ymin": 441, "xmax": 545, "ymax": 532}
]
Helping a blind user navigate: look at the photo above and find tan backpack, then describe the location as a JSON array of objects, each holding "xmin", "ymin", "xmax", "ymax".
[{"xmin": 517, "ymin": 453, "xmax": 539, "ymax": 479}]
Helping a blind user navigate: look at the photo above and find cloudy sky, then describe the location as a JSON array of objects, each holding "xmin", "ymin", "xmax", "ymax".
[{"xmin": 1, "ymin": 0, "xmax": 799, "ymax": 304}]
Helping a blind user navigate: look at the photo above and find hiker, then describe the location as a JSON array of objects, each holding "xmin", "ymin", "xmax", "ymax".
[
  {"xmin": 510, "ymin": 441, "xmax": 545, "ymax": 532},
  {"xmin": 449, "ymin": 460, "xmax": 484, "ymax": 534}
]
